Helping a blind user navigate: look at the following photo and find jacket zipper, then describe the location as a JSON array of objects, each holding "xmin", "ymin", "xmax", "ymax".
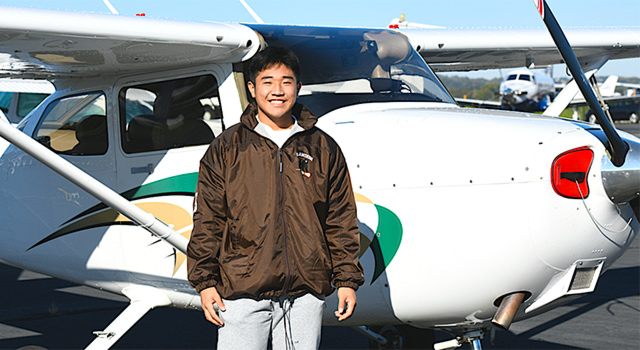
[
  {"xmin": 279, "ymin": 148, "xmax": 292, "ymax": 293},
  {"xmin": 249, "ymin": 124, "xmax": 300, "ymax": 296}
]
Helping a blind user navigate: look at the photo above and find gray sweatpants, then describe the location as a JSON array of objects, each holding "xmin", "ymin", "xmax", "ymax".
[{"xmin": 217, "ymin": 293, "xmax": 325, "ymax": 350}]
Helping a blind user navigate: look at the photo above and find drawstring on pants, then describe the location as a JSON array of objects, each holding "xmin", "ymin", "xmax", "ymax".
[{"xmin": 281, "ymin": 295, "xmax": 295, "ymax": 350}]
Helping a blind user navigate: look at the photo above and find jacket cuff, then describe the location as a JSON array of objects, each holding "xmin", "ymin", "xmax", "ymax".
[
  {"xmin": 334, "ymin": 280, "xmax": 360, "ymax": 291},
  {"xmin": 193, "ymin": 279, "xmax": 219, "ymax": 293}
]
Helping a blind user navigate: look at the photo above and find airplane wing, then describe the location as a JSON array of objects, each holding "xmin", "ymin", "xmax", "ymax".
[
  {"xmin": 618, "ymin": 81, "xmax": 640, "ymax": 90},
  {"xmin": 567, "ymin": 94, "xmax": 640, "ymax": 110},
  {"xmin": 0, "ymin": 6, "xmax": 260, "ymax": 80},
  {"xmin": 1, "ymin": 6, "xmax": 637, "ymax": 79},
  {"xmin": 455, "ymin": 98, "xmax": 501, "ymax": 109},
  {"xmin": 398, "ymin": 27, "xmax": 640, "ymax": 72}
]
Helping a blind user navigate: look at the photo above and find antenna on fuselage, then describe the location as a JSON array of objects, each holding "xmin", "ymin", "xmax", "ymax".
[
  {"xmin": 102, "ymin": 0, "xmax": 119, "ymax": 15},
  {"xmin": 238, "ymin": 0, "xmax": 265, "ymax": 24}
]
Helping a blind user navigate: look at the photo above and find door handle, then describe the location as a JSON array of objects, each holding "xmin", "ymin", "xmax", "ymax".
[{"xmin": 131, "ymin": 163, "xmax": 154, "ymax": 174}]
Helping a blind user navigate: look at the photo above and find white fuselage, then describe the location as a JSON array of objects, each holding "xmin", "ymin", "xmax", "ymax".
[
  {"xmin": 0, "ymin": 64, "xmax": 636, "ymax": 330},
  {"xmin": 0, "ymin": 8, "xmax": 638, "ymax": 348}
]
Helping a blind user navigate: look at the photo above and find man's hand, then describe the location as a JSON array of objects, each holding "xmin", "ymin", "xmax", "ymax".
[
  {"xmin": 200, "ymin": 287, "xmax": 226, "ymax": 326},
  {"xmin": 334, "ymin": 287, "xmax": 357, "ymax": 321}
]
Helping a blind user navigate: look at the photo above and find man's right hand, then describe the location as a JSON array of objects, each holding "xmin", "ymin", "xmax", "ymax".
[{"xmin": 200, "ymin": 287, "xmax": 226, "ymax": 326}]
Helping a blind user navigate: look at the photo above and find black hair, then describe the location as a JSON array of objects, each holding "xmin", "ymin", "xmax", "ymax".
[{"xmin": 248, "ymin": 46, "xmax": 301, "ymax": 83}]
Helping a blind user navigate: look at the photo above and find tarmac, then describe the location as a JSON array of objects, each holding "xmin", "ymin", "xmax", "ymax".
[{"xmin": 0, "ymin": 123, "xmax": 638, "ymax": 350}]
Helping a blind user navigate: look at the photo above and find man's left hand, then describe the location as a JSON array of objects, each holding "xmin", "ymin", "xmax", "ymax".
[{"xmin": 335, "ymin": 287, "xmax": 357, "ymax": 321}]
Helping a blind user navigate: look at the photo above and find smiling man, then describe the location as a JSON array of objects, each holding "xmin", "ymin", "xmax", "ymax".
[{"xmin": 187, "ymin": 46, "xmax": 364, "ymax": 350}]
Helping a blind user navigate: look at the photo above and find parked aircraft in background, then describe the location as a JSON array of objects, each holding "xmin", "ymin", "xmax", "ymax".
[
  {"xmin": 0, "ymin": 1, "xmax": 639, "ymax": 349},
  {"xmin": 499, "ymin": 68, "xmax": 556, "ymax": 111},
  {"xmin": 390, "ymin": 13, "xmax": 638, "ymax": 115},
  {"xmin": 619, "ymin": 81, "xmax": 640, "ymax": 96},
  {"xmin": 456, "ymin": 72, "xmax": 625, "ymax": 116}
]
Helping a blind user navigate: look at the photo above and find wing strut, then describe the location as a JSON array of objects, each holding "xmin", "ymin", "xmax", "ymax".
[
  {"xmin": 534, "ymin": 0, "xmax": 629, "ymax": 166},
  {"xmin": 0, "ymin": 119, "xmax": 189, "ymax": 254},
  {"xmin": 86, "ymin": 286, "xmax": 172, "ymax": 350}
]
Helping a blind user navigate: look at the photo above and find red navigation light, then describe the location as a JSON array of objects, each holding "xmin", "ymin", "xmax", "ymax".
[
  {"xmin": 389, "ymin": 24, "xmax": 399, "ymax": 29},
  {"xmin": 551, "ymin": 147, "xmax": 594, "ymax": 199},
  {"xmin": 136, "ymin": 13, "xmax": 146, "ymax": 17}
]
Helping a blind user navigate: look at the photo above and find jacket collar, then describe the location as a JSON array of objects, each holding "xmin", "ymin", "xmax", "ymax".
[{"xmin": 240, "ymin": 102, "xmax": 318, "ymax": 131}]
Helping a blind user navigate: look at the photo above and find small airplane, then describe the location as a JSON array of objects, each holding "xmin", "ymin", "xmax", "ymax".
[
  {"xmin": 0, "ymin": 1, "xmax": 639, "ymax": 349},
  {"xmin": 494, "ymin": 70, "xmax": 618, "ymax": 113},
  {"xmin": 499, "ymin": 68, "xmax": 556, "ymax": 111},
  {"xmin": 455, "ymin": 67, "xmax": 557, "ymax": 112}
]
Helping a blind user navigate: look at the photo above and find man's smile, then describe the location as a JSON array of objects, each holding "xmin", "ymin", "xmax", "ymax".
[{"xmin": 248, "ymin": 63, "xmax": 301, "ymax": 129}]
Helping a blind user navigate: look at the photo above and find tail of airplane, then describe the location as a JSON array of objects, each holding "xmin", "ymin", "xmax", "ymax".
[
  {"xmin": 388, "ymin": 14, "xmax": 445, "ymax": 29},
  {"xmin": 599, "ymin": 75, "xmax": 619, "ymax": 97}
]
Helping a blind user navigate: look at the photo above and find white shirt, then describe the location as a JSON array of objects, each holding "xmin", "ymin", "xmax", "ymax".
[{"xmin": 254, "ymin": 115, "xmax": 304, "ymax": 148}]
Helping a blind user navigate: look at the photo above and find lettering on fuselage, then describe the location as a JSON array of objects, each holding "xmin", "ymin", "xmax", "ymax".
[{"xmin": 58, "ymin": 188, "xmax": 80, "ymax": 205}]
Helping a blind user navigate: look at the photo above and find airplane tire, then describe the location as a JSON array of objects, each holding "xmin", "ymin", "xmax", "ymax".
[
  {"xmin": 630, "ymin": 197, "xmax": 639, "ymax": 221},
  {"xmin": 629, "ymin": 112, "xmax": 639, "ymax": 124},
  {"xmin": 541, "ymin": 95, "xmax": 552, "ymax": 110},
  {"xmin": 368, "ymin": 325, "xmax": 435, "ymax": 349}
]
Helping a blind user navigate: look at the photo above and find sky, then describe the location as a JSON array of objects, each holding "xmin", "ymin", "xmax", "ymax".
[{"xmin": 1, "ymin": 0, "xmax": 638, "ymax": 80}]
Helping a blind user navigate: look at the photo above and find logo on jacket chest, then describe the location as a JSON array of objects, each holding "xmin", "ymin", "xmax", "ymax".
[{"xmin": 296, "ymin": 151, "xmax": 313, "ymax": 178}]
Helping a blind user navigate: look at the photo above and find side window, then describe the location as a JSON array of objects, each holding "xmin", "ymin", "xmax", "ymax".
[
  {"xmin": 120, "ymin": 75, "xmax": 221, "ymax": 154},
  {"xmin": 17, "ymin": 93, "xmax": 49, "ymax": 118},
  {"xmin": 0, "ymin": 92, "xmax": 12, "ymax": 114},
  {"xmin": 34, "ymin": 92, "xmax": 107, "ymax": 155}
]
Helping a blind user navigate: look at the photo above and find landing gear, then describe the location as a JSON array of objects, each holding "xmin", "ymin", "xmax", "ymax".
[
  {"xmin": 539, "ymin": 94, "xmax": 552, "ymax": 111},
  {"xmin": 373, "ymin": 326, "xmax": 405, "ymax": 349},
  {"xmin": 355, "ymin": 325, "xmax": 435, "ymax": 349},
  {"xmin": 433, "ymin": 330, "xmax": 485, "ymax": 350},
  {"xmin": 357, "ymin": 326, "xmax": 491, "ymax": 350}
]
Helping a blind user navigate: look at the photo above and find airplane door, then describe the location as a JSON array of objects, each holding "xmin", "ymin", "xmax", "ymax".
[
  {"xmin": 2, "ymin": 90, "xmax": 121, "ymax": 281},
  {"xmin": 114, "ymin": 73, "xmax": 224, "ymax": 283}
]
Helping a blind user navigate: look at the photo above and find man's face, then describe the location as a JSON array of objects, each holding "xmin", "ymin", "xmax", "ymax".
[{"xmin": 247, "ymin": 63, "xmax": 301, "ymax": 128}]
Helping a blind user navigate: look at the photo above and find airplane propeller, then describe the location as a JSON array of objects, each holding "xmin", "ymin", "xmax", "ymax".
[{"xmin": 534, "ymin": 0, "xmax": 630, "ymax": 167}]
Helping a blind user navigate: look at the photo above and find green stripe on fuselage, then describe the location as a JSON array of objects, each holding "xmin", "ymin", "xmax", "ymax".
[{"xmin": 370, "ymin": 204, "xmax": 403, "ymax": 283}]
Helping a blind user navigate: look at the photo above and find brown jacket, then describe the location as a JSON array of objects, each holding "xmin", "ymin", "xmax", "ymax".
[{"xmin": 187, "ymin": 102, "xmax": 364, "ymax": 299}]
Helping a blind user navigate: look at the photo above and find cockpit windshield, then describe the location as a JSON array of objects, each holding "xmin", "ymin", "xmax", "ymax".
[{"xmin": 247, "ymin": 25, "xmax": 456, "ymax": 116}]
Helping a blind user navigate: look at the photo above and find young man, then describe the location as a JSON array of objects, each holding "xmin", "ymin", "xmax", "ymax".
[{"xmin": 187, "ymin": 46, "xmax": 364, "ymax": 349}]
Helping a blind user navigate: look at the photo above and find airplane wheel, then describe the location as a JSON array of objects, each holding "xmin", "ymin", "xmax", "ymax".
[
  {"xmin": 368, "ymin": 325, "xmax": 435, "ymax": 349},
  {"xmin": 541, "ymin": 95, "xmax": 551, "ymax": 110},
  {"xmin": 630, "ymin": 197, "xmax": 639, "ymax": 221},
  {"xmin": 629, "ymin": 112, "xmax": 639, "ymax": 124},
  {"xmin": 371, "ymin": 326, "xmax": 404, "ymax": 349}
]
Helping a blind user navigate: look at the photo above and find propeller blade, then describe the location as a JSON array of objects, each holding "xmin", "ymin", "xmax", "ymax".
[{"xmin": 533, "ymin": 0, "xmax": 629, "ymax": 166}]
